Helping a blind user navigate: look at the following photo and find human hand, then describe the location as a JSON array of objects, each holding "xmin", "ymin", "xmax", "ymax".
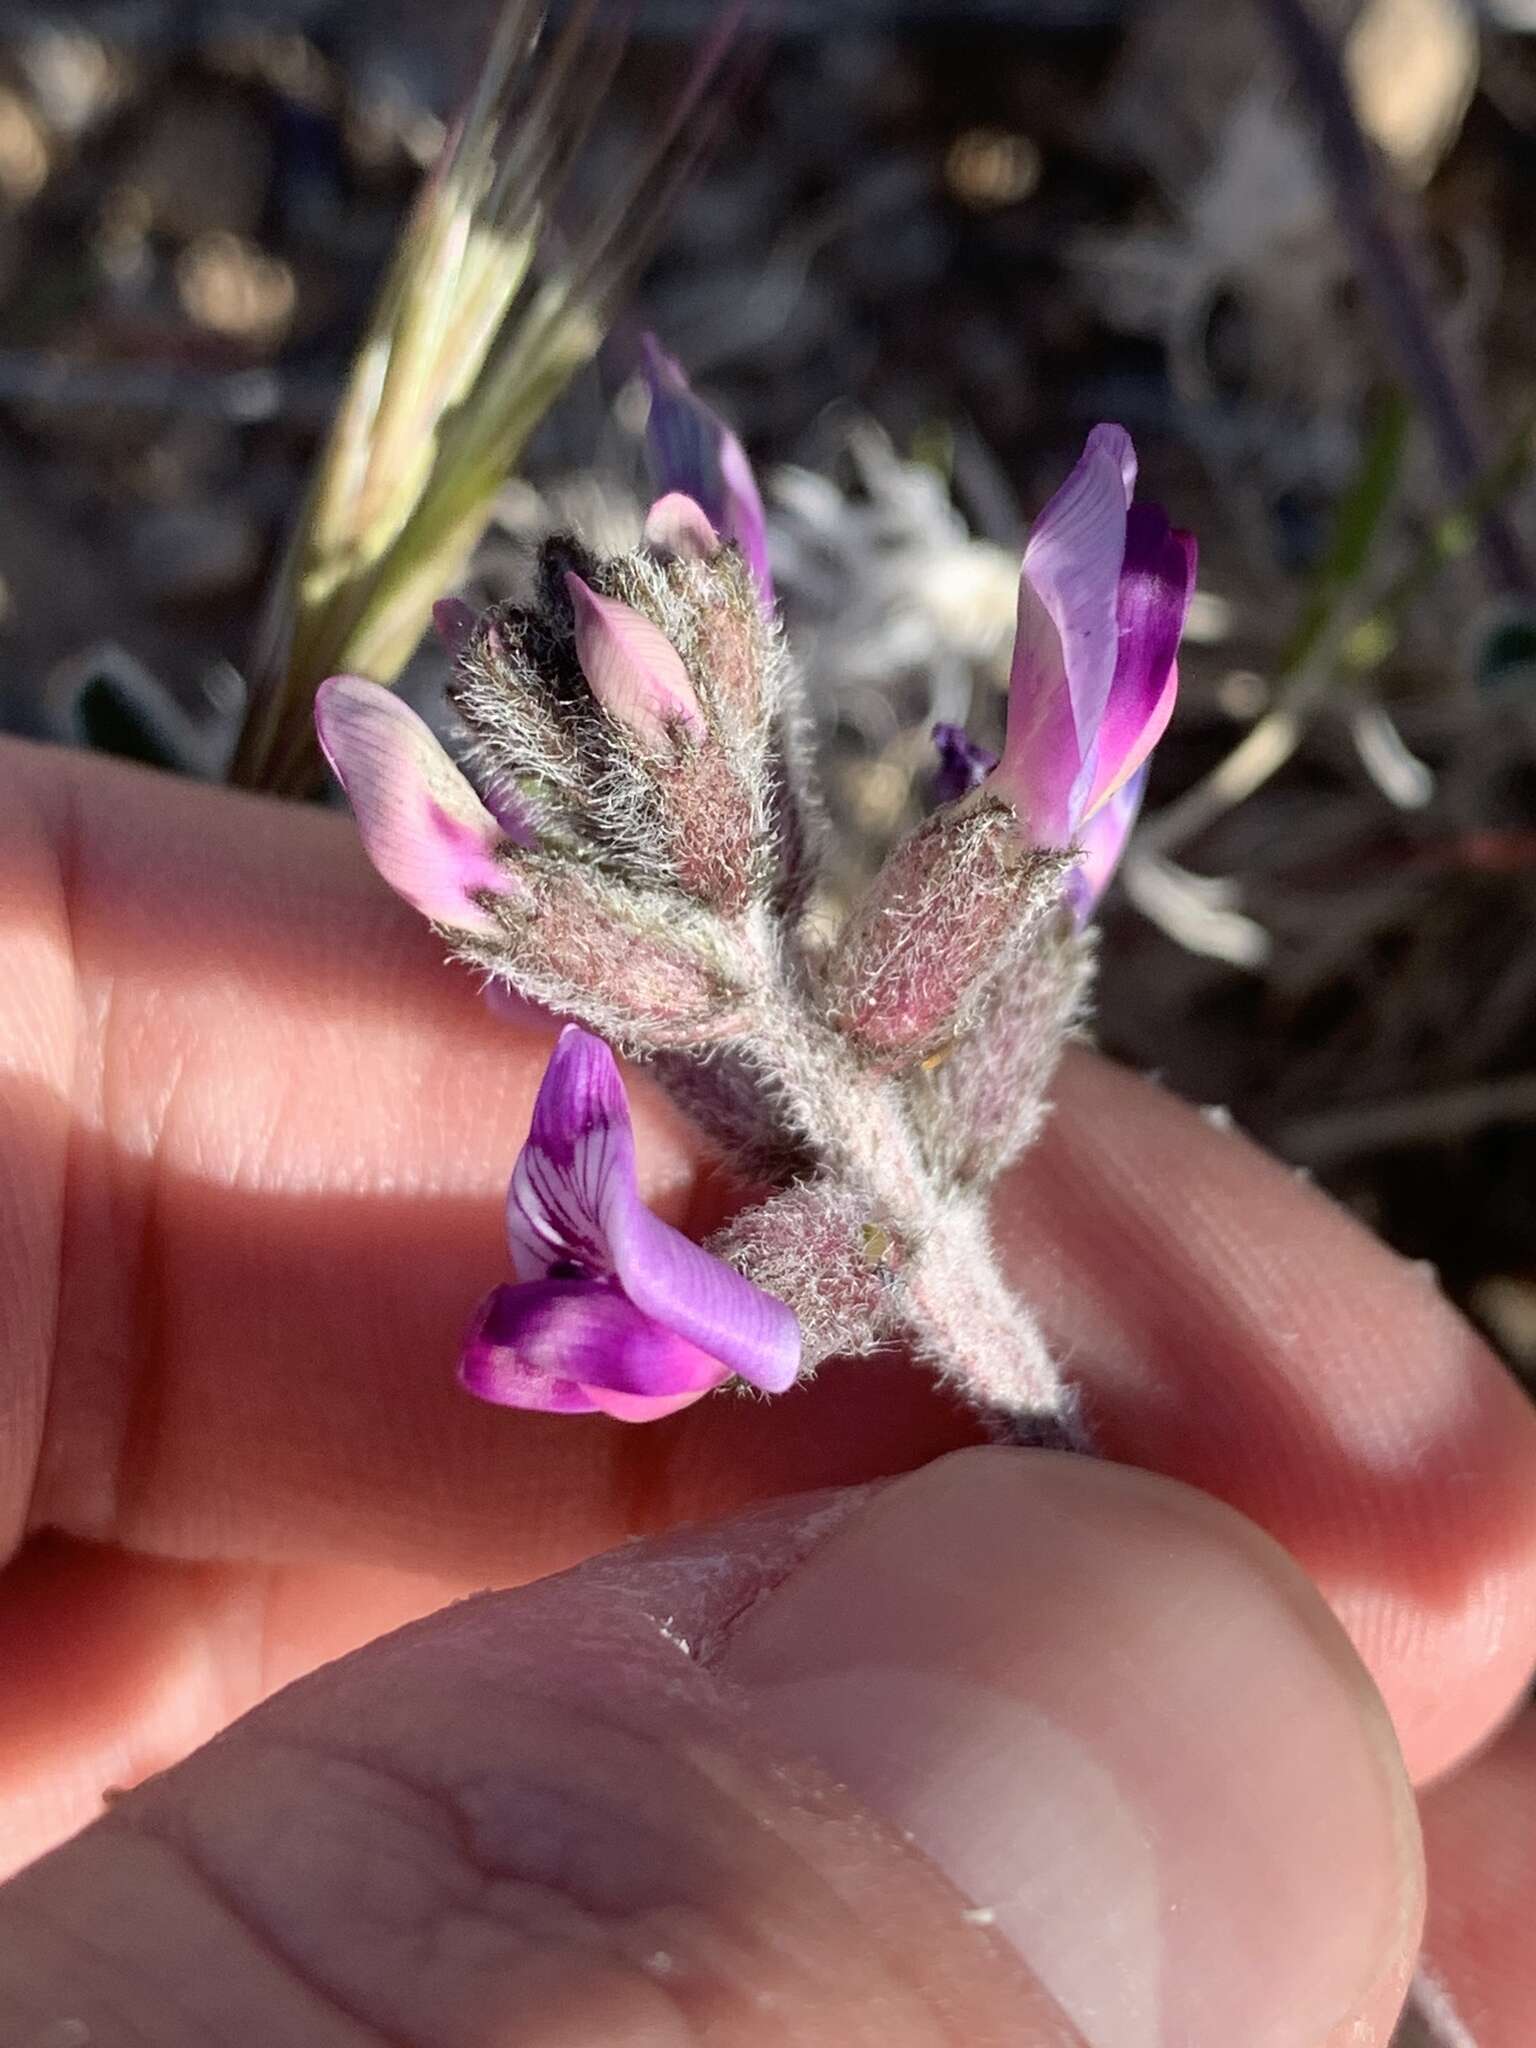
[{"xmin": 0, "ymin": 740, "xmax": 1533, "ymax": 2044}]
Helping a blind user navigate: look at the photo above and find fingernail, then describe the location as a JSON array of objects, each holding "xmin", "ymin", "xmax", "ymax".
[{"xmin": 716, "ymin": 1448, "xmax": 1422, "ymax": 2048}]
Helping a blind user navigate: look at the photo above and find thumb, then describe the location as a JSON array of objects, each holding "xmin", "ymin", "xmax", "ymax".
[{"xmin": 0, "ymin": 1450, "xmax": 1420, "ymax": 2047}]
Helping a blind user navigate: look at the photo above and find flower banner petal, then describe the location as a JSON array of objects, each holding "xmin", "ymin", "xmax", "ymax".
[
  {"xmin": 641, "ymin": 335, "xmax": 773, "ymax": 609},
  {"xmin": 1021, "ymin": 430, "xmax": 1133, "ymax": 764},
  {"xmin": 505, "ymin": 1026, "xmax": 633, "ymax": 1281},
  {"xmin": 989, "ymin": 572, "xmax": 1079, "ymax": 842},
  {"xmin": 504, "ymin": 1028, "xmax": 801, "ymax": 1396},
  {"xmin": 315, "ymin": 675, "xmax": 521, "ymax": 935}
]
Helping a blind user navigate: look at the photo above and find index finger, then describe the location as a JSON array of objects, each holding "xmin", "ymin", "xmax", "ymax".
[{"xmin": 4, "ymin": 738, "xmax": 1536, "ymax": 1781}]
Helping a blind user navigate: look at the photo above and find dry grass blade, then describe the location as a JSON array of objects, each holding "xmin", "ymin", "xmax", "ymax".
[{"xmin": 231, "ymin": 1, "xmax": 743, "ymax": 797}]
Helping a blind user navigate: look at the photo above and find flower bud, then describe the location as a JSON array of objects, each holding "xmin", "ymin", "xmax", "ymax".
[
  {"xmin": 820, "ymin": 800, "xmax": 1070, "ymax": 1070},
  {"xmin": 463, "ymin": 857, "xmax": 753, "ymax": 1054},
  {"xmin": 565, "ymin": 571, "xmax": 706, "ymax": 752},
  {"xmin": 642, "ymin": 490, "xmax": 721, "ymax": 564}
]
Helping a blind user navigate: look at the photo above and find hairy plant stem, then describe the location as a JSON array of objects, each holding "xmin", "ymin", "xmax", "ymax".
[{"xmin": 746, "ymin": 951, "xmax": 1069, "ymax": 1428}]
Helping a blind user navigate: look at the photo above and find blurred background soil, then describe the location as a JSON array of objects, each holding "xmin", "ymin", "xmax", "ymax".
[{"xmin": 3, "ymin": 0, "xmax": 1536, "ymax": 1383}]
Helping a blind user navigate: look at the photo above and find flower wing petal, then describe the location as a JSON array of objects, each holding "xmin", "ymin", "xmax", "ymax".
[
  {"xmin": 600, "ymin": 1181, "xmax": 801, "ymax": 1395},
  {"xmin": 1066, "ymin": 764, "xmax": 1148, "ymax": 924},
  {"xmin": 1082, "ymin": 511, "xmax": 1196, "ymax": 820}
]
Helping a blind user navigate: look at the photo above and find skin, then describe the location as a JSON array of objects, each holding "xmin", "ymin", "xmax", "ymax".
[{"xmin": 0, "ymin": 737, "xmax": 1532, "ymax": 2043}]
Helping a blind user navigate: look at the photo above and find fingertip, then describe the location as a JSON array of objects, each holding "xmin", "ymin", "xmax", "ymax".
[{"xmin": 718, "ymin": 1449, "xmax": 1423, "ymax": 2047}]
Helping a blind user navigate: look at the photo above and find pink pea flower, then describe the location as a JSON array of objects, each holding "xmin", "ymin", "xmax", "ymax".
[
  {"xmin": 931, "ymin": 424, "xmax": 1194, "ymax": 915},
  {"xmin": 988, "ymin": 424, "xmax": 1193, "ymax": 840},
  {"xmin": 640, "ymin": 335, "xmax": 773, "ymax": 610},
  {"xmin": 459, "ymin": 1026, "xmax": 801, "ymax": 1422}
]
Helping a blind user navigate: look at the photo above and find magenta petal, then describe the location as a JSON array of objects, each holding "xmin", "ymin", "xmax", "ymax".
[
  {"xmin": 507, "ymin": 1029, "xmax": 801, "ymax": 1395},
  {"xmin": 986, "ymin": 572, "xmax": 1077, "ymax": 841},
  {"xmin": 459, "ymin": 1285, "xmax": 595, "ymax": 1412},
  {"xmin": 582, "ymin": 1384, "xmax": 715, "ymax": 1424},
  {"xmin": 1086, "ymin": 421, "xmax": 1138, "ymax": 501},
  {"xmin": 459, "ymin": 1278, "xmax": 728, "ymax": 1413},
  {"xmin": 1082, "ymin": 510, "xmax": 1196, "ymax": 820},
  {"xmin": 1066, "ymin": 764, "xmax": 1147, "ymax": 924},
  {"xmin": 506, "ymin": 1026, "xmax": 632, "ymax": 1279},
  {"xmin": 314, "ymin": 675, "xmax": 519, "ymax": 934},
  {"xmin": 1021, "ymin": 431, "xmax": 1133, "ymax": 762},
  {"xmin": 640, "ymin": 335, "xmax": 773, "ymax": 611}
]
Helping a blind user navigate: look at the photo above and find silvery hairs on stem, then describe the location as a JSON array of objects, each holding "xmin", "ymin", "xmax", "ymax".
[{"xmin": 315, "ymin": 343, "xmax": 1197, "ymax": 1436}]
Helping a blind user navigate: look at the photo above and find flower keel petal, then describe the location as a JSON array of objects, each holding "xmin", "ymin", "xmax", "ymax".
[{"xmin": 459, "ymin": 1278, "xmax": 729, "ymax": 1415}]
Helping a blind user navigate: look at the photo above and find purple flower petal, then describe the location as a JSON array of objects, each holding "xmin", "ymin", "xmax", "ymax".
[
  {"xmin": 507, "ymin": 1028, "xmax": 802, "ymax": 1394},
  {"xmin": 564, "ymin": 573, "xmax": 705, "ymax": 750},
  {"xmin": 643, "ymin": 491, "xmax": 721, "ymax": 562},
  {"xmin": 315, "ymin": 675, "xmax": 522, "ymax": 935},
  {"xmin": 1065, "ymin": 764, "xmax": 1147, "ymax": 924},
  {"xmin": 506, "ymin": 1026, "xmax": 633, "ymax": 1279},
  {"xmin": 931, "ymin": 723, "xmax": 999, "ymax": 805},
  {"xmin": 459, "ymin": 1277, "xmax": 727, "ymax": 1415},
  {"xmin": 581, "ymin": 1384, "xmax": 717, "ymax": 1424},
  {"xmin": 1081, "ymin": 511, "xmax": 1197, "ymax": 821},
  {"xmin": 988, "ymin": 431, "xmax": 1133, "ymax": 840},
  {"xmin": 641, "ymin": 335, "xmax": 773, "ymax": 610},
  {"xmin": 1086, "ymin": 421, "xmax": 1138, "ymax": 500}
]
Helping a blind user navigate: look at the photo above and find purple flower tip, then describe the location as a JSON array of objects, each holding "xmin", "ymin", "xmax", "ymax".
[
  {"xmin": 459, "ymin": 1026, "xmax": 801, "ymax": 1422},
  {"xmin": 985, "ymin": 426, "xmax": 1196, "ymax": 866},
  {"xmin": 640, "ymin": 334, "xmax": 774, "ymax": 611},
  {"xmin": 931, "ymin": 723, "xmax": 999, "ymax": 806},
  {"xmin": 315, "ymin": 674, "xmax": 524, "ymax": 934}
]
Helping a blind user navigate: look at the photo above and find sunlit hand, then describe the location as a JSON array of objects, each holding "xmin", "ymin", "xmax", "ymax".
[{"xmin": 1, "ymin": 740, "xmax": 1533, "ymax": 2045}]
